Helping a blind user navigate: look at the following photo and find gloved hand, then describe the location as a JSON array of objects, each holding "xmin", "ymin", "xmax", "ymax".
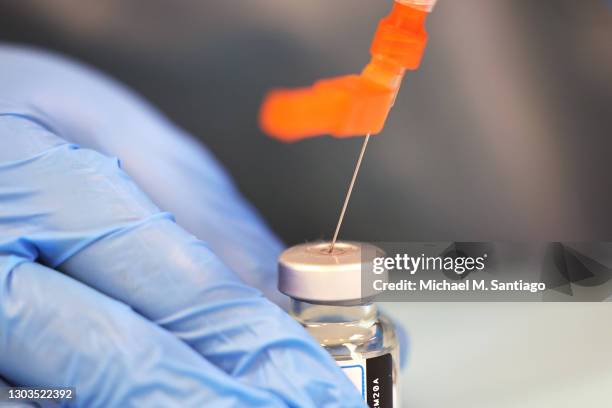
[{"xmin": 0, "ymin": 44, "xmax": 366, "ymax": 407}]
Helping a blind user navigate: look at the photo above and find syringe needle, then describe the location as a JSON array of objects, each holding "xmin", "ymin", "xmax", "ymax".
[{"xmin": 329, "ymin": 133, "xmax": 371, "ymax": 253}]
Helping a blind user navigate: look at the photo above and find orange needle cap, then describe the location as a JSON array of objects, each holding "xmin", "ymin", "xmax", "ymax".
[{"xmin": 259, "ymin": 2, "xmax": 429, "ymax": 142}]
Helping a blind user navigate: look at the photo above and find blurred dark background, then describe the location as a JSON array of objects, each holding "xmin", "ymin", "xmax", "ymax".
[{"xmin": 2, "ymin": 0, "xmax": 611, "ymax": 243}]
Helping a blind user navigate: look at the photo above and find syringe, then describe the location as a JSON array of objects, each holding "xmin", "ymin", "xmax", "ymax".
[
  {"xmin": 259, "ymin": 0, "xmax": 436, "ymax": 248},
  {"xmin": 329, "ymin": 133, "xmax": 370, "ymax": 253}
]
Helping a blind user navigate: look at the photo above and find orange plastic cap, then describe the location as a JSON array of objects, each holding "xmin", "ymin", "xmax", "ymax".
[
  {"xmin": 259, "ymin": 2, "xmax": 429, "ymax": 142},
  {"xmin": 260, "ymin": 75, "xmax": 394, "ymax": 142}
]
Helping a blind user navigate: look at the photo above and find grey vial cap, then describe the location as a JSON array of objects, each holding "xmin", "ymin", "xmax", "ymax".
[{"xmin": 278, "ymin": 241, "xmax": 386, "ymax": 303}]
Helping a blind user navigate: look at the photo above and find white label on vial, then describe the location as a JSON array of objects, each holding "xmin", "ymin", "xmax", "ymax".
[
  {"xmin": 338, "ymin": 354, "xmax": 393, "ymax": 407},
  {"xmin": 338, "ymin": 359, "xmax": 366, "ymax": 399}
]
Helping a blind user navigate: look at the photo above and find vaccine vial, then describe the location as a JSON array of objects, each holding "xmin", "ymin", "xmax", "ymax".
[{"xmin": 278, "ymin": 241, "xmax": 398, "ymax": 407}]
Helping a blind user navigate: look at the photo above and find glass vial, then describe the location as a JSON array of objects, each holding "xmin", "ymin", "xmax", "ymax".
[{"xmin": 278, "ymin": 242, "xmax": 398, "ymax": 407}]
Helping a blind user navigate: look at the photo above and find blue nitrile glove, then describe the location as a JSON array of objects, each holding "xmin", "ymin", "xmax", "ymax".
[{"xmin": 0, "ymin": 44, "xmax": 367, "ymax": 407}]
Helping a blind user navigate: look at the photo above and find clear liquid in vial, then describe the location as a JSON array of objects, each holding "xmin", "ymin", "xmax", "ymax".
[{"xmin": 290, "ymin": 300, "xmax": 399, "ymax": 407}]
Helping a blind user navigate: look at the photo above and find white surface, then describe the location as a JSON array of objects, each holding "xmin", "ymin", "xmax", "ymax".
[{"xmin": 385, "ymin": 303, "xmax": 612, "ymax": 408}]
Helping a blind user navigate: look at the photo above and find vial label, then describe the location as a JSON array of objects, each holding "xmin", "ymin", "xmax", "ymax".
[{"xmin": 338, "ymin": 353, "xmax": 393, "ymax": 407}]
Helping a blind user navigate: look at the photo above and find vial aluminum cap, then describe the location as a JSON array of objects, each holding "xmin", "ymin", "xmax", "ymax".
[{"xmin": 278, "ymin": 241, "xmax": 386, "ymax": 303}]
